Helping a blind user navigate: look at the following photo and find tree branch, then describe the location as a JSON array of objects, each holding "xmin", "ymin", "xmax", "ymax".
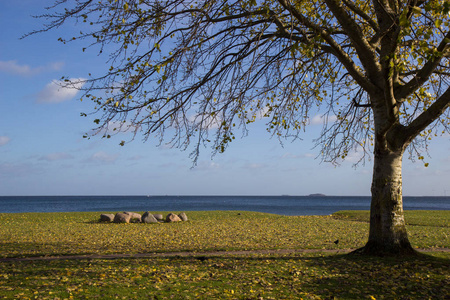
[
  {"xmin": 396, "ymin": 31, "xmax": 450, "ymax": 100},
  {"xmin": 323, "ymin": 0, "xmax": 381, "ymax": 82},
  {"xmin": 342, "ymin": 0, "xmax": 379, "ymax": 33},
  {"xmin": 403, "ymin": 86, "xmax": 450, "ymax": 143},
  {"xmin": 276, "ymin": 0, "xmax": 378, "ymax": 94}
]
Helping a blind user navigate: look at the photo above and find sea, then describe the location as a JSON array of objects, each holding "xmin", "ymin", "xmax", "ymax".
[{"xmin": 0, "ymin": 195, "xmax": 449, "ymax": 216}]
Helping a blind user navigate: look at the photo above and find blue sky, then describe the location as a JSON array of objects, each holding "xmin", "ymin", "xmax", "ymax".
[{"xmin": 0, "ymin": 1, "xmax": 448, "ymax": 196}]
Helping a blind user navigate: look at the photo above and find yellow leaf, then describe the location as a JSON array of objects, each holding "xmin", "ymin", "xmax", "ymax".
[{"xmin": 411, "ymin": 6, "xmax": 421, "ymax": 15}]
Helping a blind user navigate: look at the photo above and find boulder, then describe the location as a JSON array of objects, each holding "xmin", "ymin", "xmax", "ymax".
[
  {"xmin": 99, "ymin": 213, "xmax": 114, "ymax": 222},
  {"xmin": 141, "ymin": 211, "xmax": 159, "ymax": 223},
  {"xmin": 123, "ymin": 212, "xmax": 142, "ymax": 223},
  {"xmin": 178, "ymin": 212, "xmax": 188, "ymax": 222},
  {"xmin": 166, "ymin": 213, "xmax": 182, "ymax": 222},
  {"xmin": 114, "ymin": 212, "xmax": 131, "ymax": 223},
  {"xmin": 153, "ymin": 214, "xmax": 164, "ymax": 221}
]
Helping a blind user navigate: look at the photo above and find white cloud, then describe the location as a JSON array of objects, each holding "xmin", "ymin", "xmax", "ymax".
[
  {"xmin": 86, "ymin": 151, "xmax": 119, "ymax": 163},
  {"xmin": 0, "ymin": 60, "xmax": 64, "ymax": 76},
  {"xmin": 36, "ymin": 78, "xmax": 85, "ymax": 103},
  {"xmin": 310, "ymin": 114, "xmax": 337, "ymax": 125},
  {"xmin": 256, "ymin": 106, "xmax": 271, "ymax": 119},
  {"xmin": 128, "ymin": 155, "xmax": 144, "ymax": 161},
  {"xmin": 282, "ymin": 153, "xmax": 302, "ymax": 159},
  {"xmin": 192, "ymin": 161, "xmax": 221, "ymax": 171},
  {"xmin": 188, "ymin": 114, "xmax": 222, "ymax": 130},
  {"xmin": 242, "ymin": 163, "xmax": 267, "ymax": 170},
  {"xmin": 281, "ymin": 152, "xmax": 315, "ymax": 159},
  {"xmin": 341, "ymin": 150, "xmax": 371, "ymax": 165},
  {"xmin": 0, "ymin": 136, "xmax": 11, "ymax": 146},
  {"xmin": 38, "ymin": 152, "xmax": 74, "ymax": 161}
]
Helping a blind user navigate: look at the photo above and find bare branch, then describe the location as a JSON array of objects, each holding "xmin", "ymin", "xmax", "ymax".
[{"xmin": 403, "ymin": 86, "xmax": 450, "ymax": 143}]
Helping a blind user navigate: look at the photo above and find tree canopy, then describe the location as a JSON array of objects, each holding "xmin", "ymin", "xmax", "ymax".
[
  {"xmin": 34, "ymin": 0, "xmax": 449, "ymax": 163},
  {"xmin": 31, "ymin": 0, "xmax": 450, "ymax": 254}
]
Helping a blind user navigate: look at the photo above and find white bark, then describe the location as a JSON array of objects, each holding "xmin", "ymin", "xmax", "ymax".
[{"xmin": 364, "ymin": 149, "xmax": 414, "ymax": 254}]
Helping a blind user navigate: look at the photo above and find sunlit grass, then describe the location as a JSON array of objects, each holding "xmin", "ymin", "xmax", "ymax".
[
  {"xmin": 0, "ymin": 210, "xmax": 448, "ymax": 299},
  {"xmin": 0, "ymin": 210, "xmax": 448, "ymax": 259},
  {"xmin": 333, "ymin": 210, "xmax": 450, "ymax": 227}
]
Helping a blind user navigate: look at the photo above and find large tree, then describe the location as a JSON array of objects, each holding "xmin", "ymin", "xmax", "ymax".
[{"xmin": 31, "ymin": 0, "xmax": 450, "ymax": 255}]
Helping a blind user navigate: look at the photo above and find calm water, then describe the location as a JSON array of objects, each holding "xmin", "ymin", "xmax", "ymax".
[{"xmin": 0, "ymin": 195, "xmax": 448, "ymax": 215}]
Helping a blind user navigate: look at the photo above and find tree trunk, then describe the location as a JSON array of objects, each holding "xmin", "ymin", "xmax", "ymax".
[{"xmin": 356, "ymin": 148, "xmax": 416, "ymax": 255}]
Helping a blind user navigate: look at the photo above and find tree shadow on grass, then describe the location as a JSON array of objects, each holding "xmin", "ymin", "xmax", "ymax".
[
  {"xmin": 182, "ymin": 252, "xmax": 449, "ymax": 299},
  {"xmin": 287, "ymin": 253, "xmax": 449, "ymax": 299},
  {"xmin": 1, "ymin": 252, "xmax": 448, "ymax": 299}
]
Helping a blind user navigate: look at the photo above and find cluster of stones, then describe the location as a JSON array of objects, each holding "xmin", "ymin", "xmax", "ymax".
[{"xmin": 99, "ymin": 211, "xmax": 188, "ymax": 224}]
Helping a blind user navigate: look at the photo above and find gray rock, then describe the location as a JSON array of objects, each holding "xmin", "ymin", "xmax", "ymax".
[
  {"xmin": 178, "ymin": 212, "xmax": 188, "ymax": 221},
  {"xmin": 114, "ymin": 212, "xmax": 131, "ymax": 223},
  {"xmin": 153, "ymin": 214, "xmax": 164, "ymax": 221},
  {"xmin": 123, "ymin": 211, "xmax": 142, "ymax": 223},
  {"xmin": 99, "ymin": 213, "xmax": 115, "ymax": 222},
  {"xmin": 166, "ymin": 213, "xmax": 182, "ymax": 222},
  {"xmin": 141, "ymin": 211, "xmax": 159, "ymax": 223}
]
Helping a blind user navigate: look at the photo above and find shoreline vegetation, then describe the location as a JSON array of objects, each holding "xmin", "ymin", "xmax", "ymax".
[{"xmin": 0, "ymin": 210, "xmax": 449, "ymax": 299}]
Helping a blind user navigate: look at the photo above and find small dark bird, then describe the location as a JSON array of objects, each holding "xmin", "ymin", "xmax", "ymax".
[
  {"xmin": 196, "ymin": 256, "xmax": 208, "ymax": 262},
  {"xmin": 334, "ymin": 239, "xmax": 339, "ymax": 245}
]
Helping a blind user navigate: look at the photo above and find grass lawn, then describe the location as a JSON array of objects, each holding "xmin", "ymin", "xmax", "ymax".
[{"xmin": 0, "ymin": 210, "xmax": 448, "ymax": 299}]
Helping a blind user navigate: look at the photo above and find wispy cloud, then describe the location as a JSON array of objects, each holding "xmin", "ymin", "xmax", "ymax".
[
  {"xmin": 337, "ymin": 150, "xmax": 370, "ymax": 166},
  {"xmin": 192, "ymin": 161, "xmax": 221, "ymax": 171},
  {"xmin": 310, "ymin": 114, "xmax": 337, "ymax": 125},
  {"xmin": 36, "ymin": 78, "xmax": 85, "ymax": 104},
  {"xmin": 242, "ymin": 163, "xmax": 267, "ymax": 170},
  {"xmin": 0, "ymin": 136, "xmax": 11, "ymax": 146},
  {"xmin": 282, "ymin": 153, "xmax": 301, "ymax": 159},
  {"xmin": 281, "ymin": 152, "xmax": 315, "ymax": 159},
  {"xmin": 38, "ymin": 152, "xmax": 74, "ymax": 162},
  {"xmin": 0, "ymin": 60, "xmax": 64, "ymax": 76},
  {"xmin": 85, "ymin": 151, "xmax": 119, "ymax": 163},
  {"xmin": 128, "ymin": 155, "xmax": 144, "ymax": 161},
  {"xmin": 188, "ymin": 114, "xmax": 222, "ymax": 130}
]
